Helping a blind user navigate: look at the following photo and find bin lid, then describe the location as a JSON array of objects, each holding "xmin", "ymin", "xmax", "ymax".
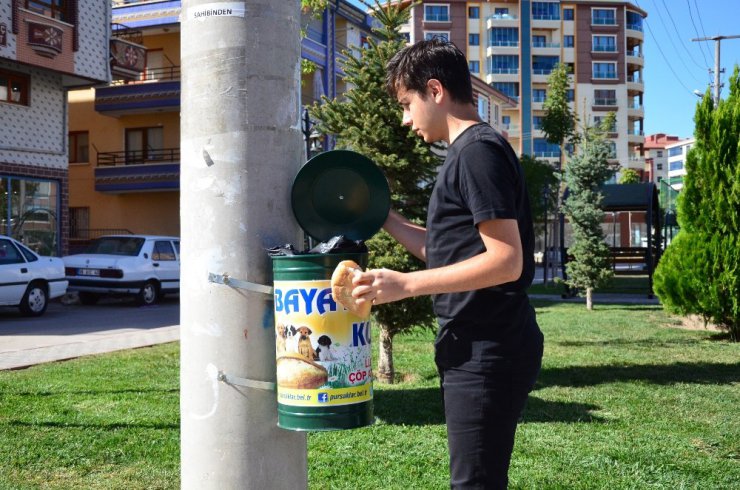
[{"xmin": 291, "ymin": 150, "xmax": 391, "ymax": 241}]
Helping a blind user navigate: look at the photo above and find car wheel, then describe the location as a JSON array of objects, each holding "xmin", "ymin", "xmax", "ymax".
[
  {"xmin": 20, "ymin": 281, "xmax": 48, "ymax": 317},
  {"xmin": 136, "ymin": 281, "xmax": 159, "ymax": 306},
  {"xmin": 78, "ymin": 292, "xmax": 100, "ymax": 305}
]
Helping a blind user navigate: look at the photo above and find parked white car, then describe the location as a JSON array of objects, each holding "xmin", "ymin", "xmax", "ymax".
[
  {"xmin": 63, "ymin": 235, "xmax": 180, "ymax": 306},
  {"xmin": 0, "ymin": 235, "xmax": 68, "ymax": 316}
]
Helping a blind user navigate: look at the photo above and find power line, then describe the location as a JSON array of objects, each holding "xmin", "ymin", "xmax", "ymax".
[
  {"xmin": 633, "ymin": 0, "xmax": 697, "ymax": 95},
  {"xmin": 657, "ymin": 0, "xmax": 706, "ymax": 72},
  {"xmin": 649, "ymin": 0, "xmax": 704, "ymax": 82},
  {"xmin": 691, "ymin": 0, "xmax": 720, "ymax": 86},
  {"xmin": 686, "ymin": 0, "xmax": 713, "ymax": 66}
]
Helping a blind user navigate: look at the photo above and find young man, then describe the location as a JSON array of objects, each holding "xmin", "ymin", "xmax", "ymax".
[{"xmin": 352, "ymin": 39, "xmax": 544, "ymax": 489}]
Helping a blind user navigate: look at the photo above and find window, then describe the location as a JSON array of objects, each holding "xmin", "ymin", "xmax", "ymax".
[
  {"xmin": 669, "ymin": 147, "xmax": 683, "ymax": 157},
  {"xmin": 493, "ymin": 83, "xmax": 519, "ymax": 99},
  {"xmin": 490, "ymin": 27, "xmax": 518, "ymax": 47},
  {"xmin": 0, "ymin": 239, "xmax": 25, "ymax": 265},
  {"xmin": 594, "ymin": 115, "xmax": 617, "ymax": 132},
  {"xmin": 566, "ymin": 89, "xmax": 575, "ymax": 102},
  {"xmin": 153, "ymin": 241, "xmax": 177, "ymax": 261},
  {"xmin": 563, "ymin": 8, "xmax": 574, "ymax": 20},
  {"xmin": 68, "ymin": 132, "xmax": 89, "ymax": 163},
  {"xmin": 25, "ymin": 0, "xmax": 67, "ymax": 21},
  {"xmin": 468, "ymin": 6, "xmax": 480, "ymax": 19},
  {"xmin": 532, "ymin": 35, "xmax": 546, "ymax": 47},
  {"xmin": 533, "ymin": 89, "xmax": 547, "ymax": 103},
  {"xmin": 476, "ymin": 95, "xmax": 490, "ymax": 121},
  {"xmin": 533, "ymin": 56, "xmax": 559, "ymax": 75},
  {"xmin": 469, "ymin": 33, "xmax": 480, "ymax": 46},
  {"xmin": 657, "ymin": 150, "xmax": 663, "ymax": 157},
  {"xmin": 490, "ymin": 55, "xmax": 519, "ymax": 74},
  {"xmin": 670, "ymin": 160, "xmax": 684, "ymax": 171},
  {"xmin": 592, "ymin": 8, "xmax": 616, "ymax": 25},
  {"xmin": 0, "ymin": 177, "xmax": 60, "ymax": 256},
  {"xmin": 563, "ymin": 35, "xmax": 574, "ymax": 48},
  {"xmin": 69, "ymin": 207, "xmax": 89, "ymax": 239},
  {"xmin": 657, "ymin": 163, "xmax": 663, "ymax": 170},
  {"xmin": 424, "ymin": 31, "xmax": 449, "ymax": 41},
  {"xmin": 468, "ymin": 60, "xmax": 480, "ymax": 73},
  {"xmin": 593, "ymin": 62, "xmax": 617, "ymax": 79},
  {"xmin": 592, "ymin": 35, "xmax": 616, "ymax": 52},
  {"xmin": 606, "ymin": 141, "xmax": 617, "ymax": 159},
  {"xmin": 125, "ymin": 127, "xmax": 164, "ymax": 164},
  {"xmin": 626, "ymin": 11, "xmax": 643, "ymax": 31},
  {"xmin": 424, "ymin": 4, "xmax": 449, "ymax": 22},
  {"xmin": 532, "ymin": 2, "xmax": 560, "ymax": 20},
  {"xmin": 594, "ymin": 89, "xmax": 617, "ymax": 106},
  {"xmin": 0, "ymin": 70, "xmax": 30, "ymax": 106},
  {"xmin": 533, "ymin": 116, "xmax": 544, "ymax": 130},
  {"xmin": 534, "ymin": 139, "xmax": 561, "ymax": 157},
  {"xmin": 502, "ymin": 115, "xmax": 511, "ymax": 125},
  {"xmin": 494, "ymin": 8, "xmax": 509, "ymax": 16}
]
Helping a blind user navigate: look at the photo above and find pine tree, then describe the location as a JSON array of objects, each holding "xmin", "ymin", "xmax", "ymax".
[
  {"xmin": 562, "ymin": 115, "xmax": 616, "ymax": 309},
  {"xmin": 309, "ymin": 1, "xmax": 439, "ymax": 382},
  {"xmin": 654, "ymin": 67, "xmax": 740, "ymax": 341}
]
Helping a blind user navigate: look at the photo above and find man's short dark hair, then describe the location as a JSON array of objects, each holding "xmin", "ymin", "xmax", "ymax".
[{"xmin": 385, "ymin": 38, "xmax": 474, "ymax": 105}]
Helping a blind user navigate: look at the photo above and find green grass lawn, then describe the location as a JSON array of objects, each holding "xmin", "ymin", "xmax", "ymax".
[{"xmin": 1, "ymin": 302, "xmax": 738, "ymax": 489}]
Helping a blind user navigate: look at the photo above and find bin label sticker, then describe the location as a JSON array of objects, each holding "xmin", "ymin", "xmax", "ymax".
[
  {"xmin": 274, "ymin": 280, "xmax": 372, "ymax": 407},
  {"xmin": 187, "ymin": 2, "xmax": 246, "ymax": 20}
]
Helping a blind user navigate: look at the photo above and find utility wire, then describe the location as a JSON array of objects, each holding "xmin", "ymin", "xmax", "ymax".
[
  {"xmin": 692, "ymin": 0, "xmax": 724, "ymax": 87},
  {"xmin": 658, "ymin": 0, "xmax": 707, "ymax": 72},
  {"xmin": 686, "ymin": 0, "xmax": 713, "ymax": 67},
  {"xmin": 649, "ymin": 0, "xmax": 704, "ymax": 82},
  {"xmin": 633, "ymin": 0, "xmax": 696, "ymax": 95}
]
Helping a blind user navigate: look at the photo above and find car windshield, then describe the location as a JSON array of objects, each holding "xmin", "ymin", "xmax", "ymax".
[{"xmin": 85, "ymin": 237, "xmax": 145, "ymax": 256}]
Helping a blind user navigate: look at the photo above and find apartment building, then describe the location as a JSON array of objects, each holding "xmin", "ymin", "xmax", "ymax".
[
  {"xmin": 664, "ymin": 137, "xmax": 693, "ymax": 191},
  {"xmin": 641, "ymin": 133, "xmax": 684, "ymax": 184},
  {"xmin": 399, "ymin": 0, "xmax": 647, "ymax": 177},
  {"xmin": 67, "ymin": 1, "xmax": 373, "ymax": 249},
  {"xmin": 0, "ymin": 0, "xmax": 111, "ymax": 256}
]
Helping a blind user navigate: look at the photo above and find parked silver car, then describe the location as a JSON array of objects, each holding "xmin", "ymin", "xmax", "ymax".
[
  {"xmin": 0, "ymin": 235, "xmax": 68, "ymax": 316},
  {"xmin": 63, "ymin": 235, "xmax": 180, "ymax": 306}
]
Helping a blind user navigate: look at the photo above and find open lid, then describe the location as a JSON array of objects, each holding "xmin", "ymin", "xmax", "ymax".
[{"xmin": 291, "ymin": 150, "xmax": 391, "ymax": 242}]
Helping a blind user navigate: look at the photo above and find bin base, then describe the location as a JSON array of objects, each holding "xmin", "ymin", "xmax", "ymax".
[{"xmin": 278, "ymin": 401, "xmax": 374, "ymax": 431}]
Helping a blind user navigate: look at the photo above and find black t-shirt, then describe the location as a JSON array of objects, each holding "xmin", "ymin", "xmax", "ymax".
[{"xmin": 426, "ymin": 123, "xmax": 542, "ymax": 366}]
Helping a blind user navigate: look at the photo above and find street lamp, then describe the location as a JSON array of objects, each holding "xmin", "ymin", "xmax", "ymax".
[{"xmin": 301, "ymin": 107, "xmax": 323, "ymax": 161}]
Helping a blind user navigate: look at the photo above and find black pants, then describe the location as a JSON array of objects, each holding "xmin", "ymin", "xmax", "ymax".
[{"xmin": 438, "ymin": 349, "xmax": 542, "ymax": 489}]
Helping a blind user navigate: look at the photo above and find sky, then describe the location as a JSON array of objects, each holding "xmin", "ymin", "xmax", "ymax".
[{"xmin": 347, "ymin": 0, "xmax": 740, "ymax": 140}]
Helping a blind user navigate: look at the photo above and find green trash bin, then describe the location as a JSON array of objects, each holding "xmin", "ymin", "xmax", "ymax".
[{"xmin": 272, "ymin": 252, "xmax": 373, "ymax": 431}]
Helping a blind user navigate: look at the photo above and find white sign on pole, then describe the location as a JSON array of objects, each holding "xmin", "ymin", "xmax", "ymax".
[{"xmin": 187, "ymin": 2, "xmax": 246, "ymax": 20}]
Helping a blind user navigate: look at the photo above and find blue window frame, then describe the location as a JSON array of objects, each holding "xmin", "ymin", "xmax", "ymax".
[
  {"xmin": 563, "ymin": 8, "xmax": 574, "ymax": 21},
  {"xmin": 502, "ymin": 115, "xmax": 511, "ymax": 125},
  {"xmin": 592, "ymin": 8, "xmax": 616, "ymax": 25},
  {"xmin": 532, "ymin": 35, "xmax": 546, "ymax": 47},
  {"xmin": 534, "ymin": 138, "xmax": 561, "ymax": 157},
  {"xmin": 533, "ymin": 116, "xmax": 544, "ymax": 129},
  {"xmin": 564, "ymin": 35, "xmax": 574, "ymax": 48},
  {"xmin": 468, "ymin": 6, "xmax": 480, "ymax": 19},
  {"xmin": 593, "ymin": 62, "xmax": 617, "ymax": 79},
  {"xmin": 532, "ymin": 2, "xmax": 560, "ymax": 20},
  {"xmin": 490, "ymin": 55, "xmax": 519, "ymax": 74},
  {"xmin": 670, "ymin": 160, "xmax": 684, "ymax": 171},
  {"xmin": 566, "ymin": 89, "xmax": 575, "ymax": 102},
  {"xmin": 494, "ymin": 8, "xmax": 509, "ymax": 16},
  {"xmin": 424, "ymin": 5, "xmax": 449, "ymax": 22},
  {"xmin": 533, "ymin": 89, "xmax": 546, "ymax": 102},
  {"xmin": 468, "ymin": 60, "xmax": 480, "ymax": 73},
  {"xmin": 469, "ymin": 33, "xmax": 480, "ymax": 46},
  {"xmin": 493, "ymin": 82, "xmax": 519, "ymax": 99},
  {"xmin": 490, "ymin": 27, "xmax": 518, "ymax": 46},
  {"xmin": 626, "ymin": 11, "xmax": 643, "ymax": 31},
  {"xmin": 669, "ymin": 147, "xmax": 683, "ymax": 157},
  {"xmin": 593, "ymin": 35, "xmax": 616, "ymax": 52},
  {"xmin": 425, "ymin": 32, "xmax": 449, "ymax": 41},
  {"xmin": 532, "ymin": 56, "xmax": 559, "ymax": 75}
]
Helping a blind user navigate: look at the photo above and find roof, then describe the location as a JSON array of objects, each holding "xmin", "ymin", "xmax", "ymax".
[{"xmin": 600, "ymin": 183, "xmax": 659, "ymax": 211}]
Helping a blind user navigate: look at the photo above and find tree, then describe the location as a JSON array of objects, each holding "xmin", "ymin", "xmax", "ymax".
[
  {"xmin": 618, "ymin": 168, "xmax": 641, "ymax": 184},
  {"xmin": 541, "ymin": 63, "xmax": 577, "ymax": 171},
  {"xmin": 654, "ymin": 67, "xmax": 740, "ymax": 341},
  {"xmin": 309, "ymin": 1, "xmax": 438, "ymax": 382},
  {"xmin": 561, "ymin": 115, "xmax": 616, "ymax": 309},
  {"xmin": 519, "ymin": 154, "xmax": 558, "ymax": 235}
]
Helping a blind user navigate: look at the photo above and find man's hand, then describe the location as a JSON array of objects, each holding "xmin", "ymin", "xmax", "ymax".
[{"xmin": 351, "ymin": 268, "xmax": 411, "ymax": 306}]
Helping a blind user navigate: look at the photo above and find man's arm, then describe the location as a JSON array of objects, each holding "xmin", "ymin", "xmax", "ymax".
[
  {"xmin": 382, "ymin": 210, "xmax": 427, "ymax": 262},
  {"xmin": 354, "ymin": 218, "xmax": 523, "ymax": 305}
]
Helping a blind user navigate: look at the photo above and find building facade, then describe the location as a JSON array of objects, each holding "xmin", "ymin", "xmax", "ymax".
[
  {"xmin": 399, "ymin": 0, "xmax": 647, "ymax": 178},
  {"xmin": 0, "ymin": 0, "xmax": 111, "ymax": 256},
  {"xmin": 66, "ymin": 1, "xmax": 373, "ymax": 250},
  {"xmin": 664, "ymin": 137, "xmax": 693, "ymax": 191},
  {"xmin": 641, "ymin": 133, "xmax": 684, "ymax": 184}
]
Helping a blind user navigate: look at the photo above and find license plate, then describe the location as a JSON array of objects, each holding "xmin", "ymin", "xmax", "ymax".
[{"xmin": 78, "ymin": 268, "xmax": 100, "ymax": 277}]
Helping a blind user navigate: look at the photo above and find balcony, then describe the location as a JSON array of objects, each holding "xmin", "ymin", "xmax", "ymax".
[
  {"xmin": 487, "ymin": 14, "xmax": 518, "ymax": 29},
  {"xmin": 626, "ymin": 23, "xmax": 645, "ymax": 42},
  {"xmin": 109, "ymin": 24, "xmax": 147, "ymax": 81},
  {"xmin": 95, "ymin": 148, "xmax": 180, "ymax": 193},
  {"xmin": 628, "ymin": 102, "xmax": 644, "ymax": 119},
  {"xmin": 593, "ymin": 98, "xmax": 618, "ymax": 108},
  {"xmin": 628, "ymin": 129, "xmax": 645, "ymax": 145},
  {"xmin": 627, "ymin": 74, "xmax": 644, "ymax": 93},
  {"xmin": 626, "ymin": 50, "xmax": 644, "ymax": 68},
  {"xmin": 95, "ymin": 65, "xmax": 181, "ymax": 115}
]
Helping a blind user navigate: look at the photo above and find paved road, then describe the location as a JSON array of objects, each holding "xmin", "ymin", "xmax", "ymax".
[{"xmin": 0, "ymin": 296, "xmax": 180, "ymax": 370}]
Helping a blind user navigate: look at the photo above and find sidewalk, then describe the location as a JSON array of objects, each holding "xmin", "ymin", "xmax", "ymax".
[
  {"xmin": 529, "ymin": 293, "xmax": 660, "ymax": 305},
  {"xmin": 0, "ymin": 325, "xmax": 180, "ymax": 371}
]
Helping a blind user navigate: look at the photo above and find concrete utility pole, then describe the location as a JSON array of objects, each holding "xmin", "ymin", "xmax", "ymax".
[
  {"xmin": 692, "ymin": 34, "xmax": 740, "ymax": 106},
  {"xmin": 180, "ymin": 1, "xmax": 306, "ymax": 488}
]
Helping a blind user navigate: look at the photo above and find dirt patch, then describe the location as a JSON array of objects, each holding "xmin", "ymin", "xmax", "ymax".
[{"xmin": 674, "ymin": 314, "xmax": 723, "ymax": 332}]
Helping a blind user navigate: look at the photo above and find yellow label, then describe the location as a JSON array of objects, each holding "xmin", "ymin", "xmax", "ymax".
[{"xmin": 274, "ymin": 279, "xmax": 372, "ymax": 408}]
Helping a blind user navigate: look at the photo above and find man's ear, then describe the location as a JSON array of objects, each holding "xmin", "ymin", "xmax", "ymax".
[{"xmin": 427, "ymin": 79, "xmax": 444, "ymax": 102}]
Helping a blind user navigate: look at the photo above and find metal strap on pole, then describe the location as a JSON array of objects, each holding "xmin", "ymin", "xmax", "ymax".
[
  {"xmin": 218, "ymin": 371, "xmax": 276, "ymax": 392},
  {"xmin": 208, "ymin": 272, "xmax": 274, "ymax": 296}
]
